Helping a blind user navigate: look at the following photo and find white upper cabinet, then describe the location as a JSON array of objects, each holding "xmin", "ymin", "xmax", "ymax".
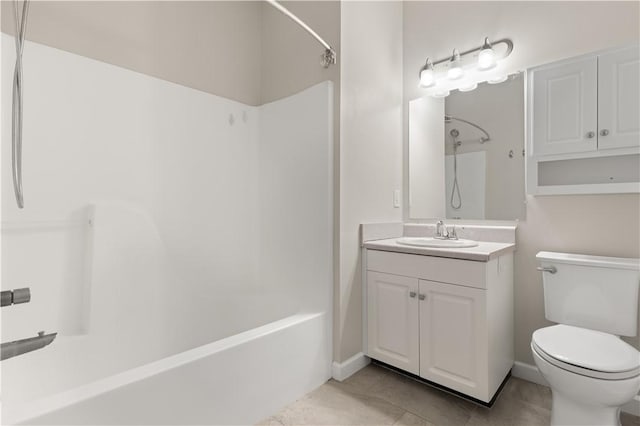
[
  {"xmin": 532, "ymin": 57, "xmax": 598, "ymax": 155},
  {"xmin": 598, "ymin": 45, "xmax": 640, "ymax": 150},
  {"xmin": 527, "ymin": 44, "xmax": 640, "ymax": 195}
]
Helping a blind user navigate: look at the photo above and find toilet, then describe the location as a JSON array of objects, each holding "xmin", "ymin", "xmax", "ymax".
[{"xmin": 531, "ymin": 251, "xmax": 640, "ymax": 426}]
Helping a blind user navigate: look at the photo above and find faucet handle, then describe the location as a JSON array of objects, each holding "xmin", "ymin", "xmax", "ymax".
[
  {"xmin": 436, "ymin": 220, "xmax": 448, "ymax": 238},
  {"xmin": 449, "ymin": 225, "xmax": 458, "ymax": 240}
]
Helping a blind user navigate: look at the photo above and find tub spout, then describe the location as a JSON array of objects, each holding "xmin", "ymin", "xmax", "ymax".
[{"xmin": 1, "ymin": 331, "xmax": 57, "ymax": 361}]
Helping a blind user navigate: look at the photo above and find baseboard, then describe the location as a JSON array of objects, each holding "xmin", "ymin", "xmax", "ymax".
[
  {"xmin": 512, "ymin": 361, "xmax": 548, "ymax": 386},
  {"xmin": 512, "ymin": 361, "xmax": 640, "ymax": 416},
  {"xmin": 332, "ymin": 352, "xmax": 370, "ymax": 382}
]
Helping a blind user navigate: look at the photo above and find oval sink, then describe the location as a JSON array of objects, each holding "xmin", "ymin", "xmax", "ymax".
[{"xmin": 396, "ymin": 237, "xmax": 478, "ymax": 248}]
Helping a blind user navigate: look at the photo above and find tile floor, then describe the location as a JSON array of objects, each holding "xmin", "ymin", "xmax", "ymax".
[{"xmin": 259, "ymin": 363, "xmax": 640, "ymax": 426}]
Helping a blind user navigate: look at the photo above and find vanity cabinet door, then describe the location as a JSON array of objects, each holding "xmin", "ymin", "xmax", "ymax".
[
  {"xmin": 367, "ymin": 271, "xmax": 419, "ymax": 375},
  {"xmin": 598, "ymin": 45, "xmax": 640, "ymax": 150},
  {"xmin": 418, "ymin": 280, "xmax": 487, "ymax": 400},
  {"xmin": 531, "ymin": 56, "xmax": 598, "ymax": 155}
]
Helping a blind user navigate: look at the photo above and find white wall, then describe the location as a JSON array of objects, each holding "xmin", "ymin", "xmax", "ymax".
[
  {"xmin": 403, "ymin": 1, "xmax": 640, "ymax": 364},
  {"xmin": 337, "ymin": 1, "xmax": 403, "ymax": 362}
]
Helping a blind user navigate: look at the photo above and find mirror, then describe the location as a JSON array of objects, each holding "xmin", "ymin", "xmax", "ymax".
[{"xmin": 409, "ymin": 73, "xmax": 525, "ymax": 220}]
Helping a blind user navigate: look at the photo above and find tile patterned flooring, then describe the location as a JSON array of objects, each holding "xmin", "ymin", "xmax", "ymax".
[{"xmin": 259, "ymin": 364, "xmax": 640, "ymax": 426}]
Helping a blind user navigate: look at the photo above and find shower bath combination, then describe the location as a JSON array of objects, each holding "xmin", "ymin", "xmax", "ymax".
[
  {"xmin": 1, "ymin": 1, "xmax": 335, "ymax": 424},
  {"xmin": 444, "ymin": 115, "xmax": 491, "ymax": 210}
]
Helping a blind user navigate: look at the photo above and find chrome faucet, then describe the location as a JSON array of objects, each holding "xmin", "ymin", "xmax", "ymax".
[
  {"xmin": 436, "ymin": 220, "xmax": 449, "ymax": 239},
  {"xmin": 436, "ymin": 220, "xmax": 458, "ymax": 240}
]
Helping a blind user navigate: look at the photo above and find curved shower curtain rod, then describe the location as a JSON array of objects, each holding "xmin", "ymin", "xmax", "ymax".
[
  {"xmin": 445, "ymin": 115, "xmax": 490, "ymax": 143},
  {"xmin": 265, "ymin": 0, "xmax": 336, "ymax": 68}
]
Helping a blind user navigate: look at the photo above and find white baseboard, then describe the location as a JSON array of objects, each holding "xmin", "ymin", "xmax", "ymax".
[
  {"xmin": 512, "ymin": 361, "xmax": 548, "ymax": 387},
  {"xmin": 332, "ymin": 352, "xmax": 370, "ymax": 382},
  {"xmin": 512, "ymin": 361, "xmax": 640, "ymax": 417}
]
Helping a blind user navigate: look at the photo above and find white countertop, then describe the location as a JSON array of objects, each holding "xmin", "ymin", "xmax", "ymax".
[{"xmin": 363, "ymin": 238, "xmax": 515, "ymax": 262}]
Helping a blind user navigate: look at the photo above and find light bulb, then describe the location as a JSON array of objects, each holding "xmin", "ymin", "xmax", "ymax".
[
  {"xmin": 477, "ymin": 38, "xmax": 497, "ymax": 70},
  {"xmin": 448, "ymin": 66, "xmax": 464, "ymax": 80},
  {"xmin": 419, "ymin": 59, "xmax": 436, "ymax": 88},
  {"xmin": 433, "ymin": 90, "xmax": 450, "ymax": 98},
  {"xmin": 459, "ymin": 81, "xmax": 478, "ymax": 92},
  {"xmin": 447, "ymin": 49, "xmax": 464, "ymax": 80}
]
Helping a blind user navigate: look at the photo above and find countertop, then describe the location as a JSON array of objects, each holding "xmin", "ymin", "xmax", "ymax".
[{"xmin": 363, "ymin": 238, "xmax": 515, "ymax": 262}]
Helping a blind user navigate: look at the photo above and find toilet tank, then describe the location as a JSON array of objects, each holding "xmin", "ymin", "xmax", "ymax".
[{"xmin": 537, "ymin": 251, "xmax": 640, "ymax": 336}]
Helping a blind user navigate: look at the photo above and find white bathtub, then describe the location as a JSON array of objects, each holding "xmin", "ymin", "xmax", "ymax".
[{"xmin": 5, "ymin": 312, "xmax": 330, "ymax": 425}]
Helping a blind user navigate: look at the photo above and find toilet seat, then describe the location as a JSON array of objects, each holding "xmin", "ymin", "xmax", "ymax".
[{"xmin": 532, "ymin": 325, "xmax": 640, "ymax": 380}]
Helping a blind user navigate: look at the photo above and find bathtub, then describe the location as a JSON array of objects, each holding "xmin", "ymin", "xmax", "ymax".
[{"xmin": 4, "ymin": 312, "xmax": 331, "ymax": 425}]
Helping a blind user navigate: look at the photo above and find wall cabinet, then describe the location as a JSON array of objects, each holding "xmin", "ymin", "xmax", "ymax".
[
  {"xmin": 531, "ymin": 45, "xmax": 639, "ymax": 156},
  {"xmin": 365, "ymin": 250, "xmax": 514, "ymax": 403},
  {"xmin": 527, "ymin": 44, "xmax": 639, "ymax": 195},
  {"xmin": 598, "ymin": 46, "xmax": 640, "ymax": 150},
  {"xmin": 531, "ymin": 56, "xmax": 598, "ymax": 156}
]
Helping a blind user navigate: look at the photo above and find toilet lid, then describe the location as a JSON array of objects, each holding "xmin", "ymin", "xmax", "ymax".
[{"xmin": 532, "ymin": 325, "xmax": 640, "ymax": 374}]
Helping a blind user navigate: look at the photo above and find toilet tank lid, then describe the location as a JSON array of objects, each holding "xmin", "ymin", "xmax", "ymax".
[{"xmin": 536, "ymin": 251, "xmax": 640, "ymax": 271}]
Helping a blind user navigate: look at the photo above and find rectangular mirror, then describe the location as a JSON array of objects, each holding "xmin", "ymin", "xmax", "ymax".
[{"xmin": 409, "ymin": 73, "xmax": 526, "ymax": 220}]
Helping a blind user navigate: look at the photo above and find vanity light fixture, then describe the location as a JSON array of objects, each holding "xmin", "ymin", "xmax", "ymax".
[
  {"xmin": 418, "ymin": 37, "xmax": 513, "ymax": 97},
  {"xmin": 419, "ymin": 58, "xmax": 436, "ymax": 88},
  {"xmin": 447, "ymin": 49, "xmax": 464, "ymax": 80},
  {"xmin": 477, "ymin": 38, "xmax": 497, "ymax": 70}
]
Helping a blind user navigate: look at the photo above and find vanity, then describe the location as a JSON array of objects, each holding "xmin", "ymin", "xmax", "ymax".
[{"xmin": 362, "ymin": 223, "xmax": 515, "ymax": 404}]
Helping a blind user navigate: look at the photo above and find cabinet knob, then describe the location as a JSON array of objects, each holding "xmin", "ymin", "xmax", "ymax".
[
  {"xmin": 418, "ymin": 294, "xmax": 426, "ymax": 301},
  {"xmin": 600, "ymin": 129, "xmax": 610, "ymax": 136},
  {"xmin": 409, "ymin": 291, "xmax": 417, "ymax": 298},
  {"xmin": 586, "ymin": 131, "xmax": 595, "ymax": 139}
]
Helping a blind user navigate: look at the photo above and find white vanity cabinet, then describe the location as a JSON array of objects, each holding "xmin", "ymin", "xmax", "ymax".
[
  {"xmin": 367, "ymin": 271, "xmax": 419, "ymax": 374},
  {"xmin": 365, "ymin": 249, "xmax": 514, "ymax": 403}
]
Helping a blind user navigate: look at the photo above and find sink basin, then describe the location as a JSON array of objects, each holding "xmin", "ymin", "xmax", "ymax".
[{"xmin": 396, "ymin": 237, "xmax": 479, "ymax": 248}]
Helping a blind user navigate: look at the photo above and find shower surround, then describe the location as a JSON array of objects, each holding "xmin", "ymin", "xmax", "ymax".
[{"xmin": 1, "ymin": 35, "xmax": 333, "ymax": 424}]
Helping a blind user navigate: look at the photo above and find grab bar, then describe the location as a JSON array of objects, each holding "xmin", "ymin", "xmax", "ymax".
[
  {"xmin": 1, "ymin": 287, "xmax": 31, "ymax": 307},
  {"xmin": 1, "ymin": 331, "xmax": 57, "ymax": 361}
]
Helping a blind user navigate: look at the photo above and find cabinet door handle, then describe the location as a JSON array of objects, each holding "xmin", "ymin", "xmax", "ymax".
[
  {"xmin": 409, "ymin": 291, "xmax": 417, "ymax": 298},
  {"xmin": 418, "ymin": 294, "xmax": 426, "ymax": 301},
  {"xmin": 600, "ymin": 129, "xmax": 609, "ymax": 136},
  {"xmin": 586, "ymin": 131, "xmax": 595, "ymax": 139}
]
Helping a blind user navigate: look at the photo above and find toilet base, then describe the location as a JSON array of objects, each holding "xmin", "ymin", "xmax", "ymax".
[{"xmin": 551, "ymin": 390, "xmax": 621, "ymax": 426}]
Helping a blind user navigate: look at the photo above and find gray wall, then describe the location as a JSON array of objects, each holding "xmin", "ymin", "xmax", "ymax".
[
  {"xmin": 403, "ymin": 1, "xmax": 640, "ymax": 365},
  {"xmin": 2, "ymin": 1, "xmax": 264, "ymax": 105},
  {"xmin": 2, "ymin": 1, "xmax": 340, "ymax": 107}
]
